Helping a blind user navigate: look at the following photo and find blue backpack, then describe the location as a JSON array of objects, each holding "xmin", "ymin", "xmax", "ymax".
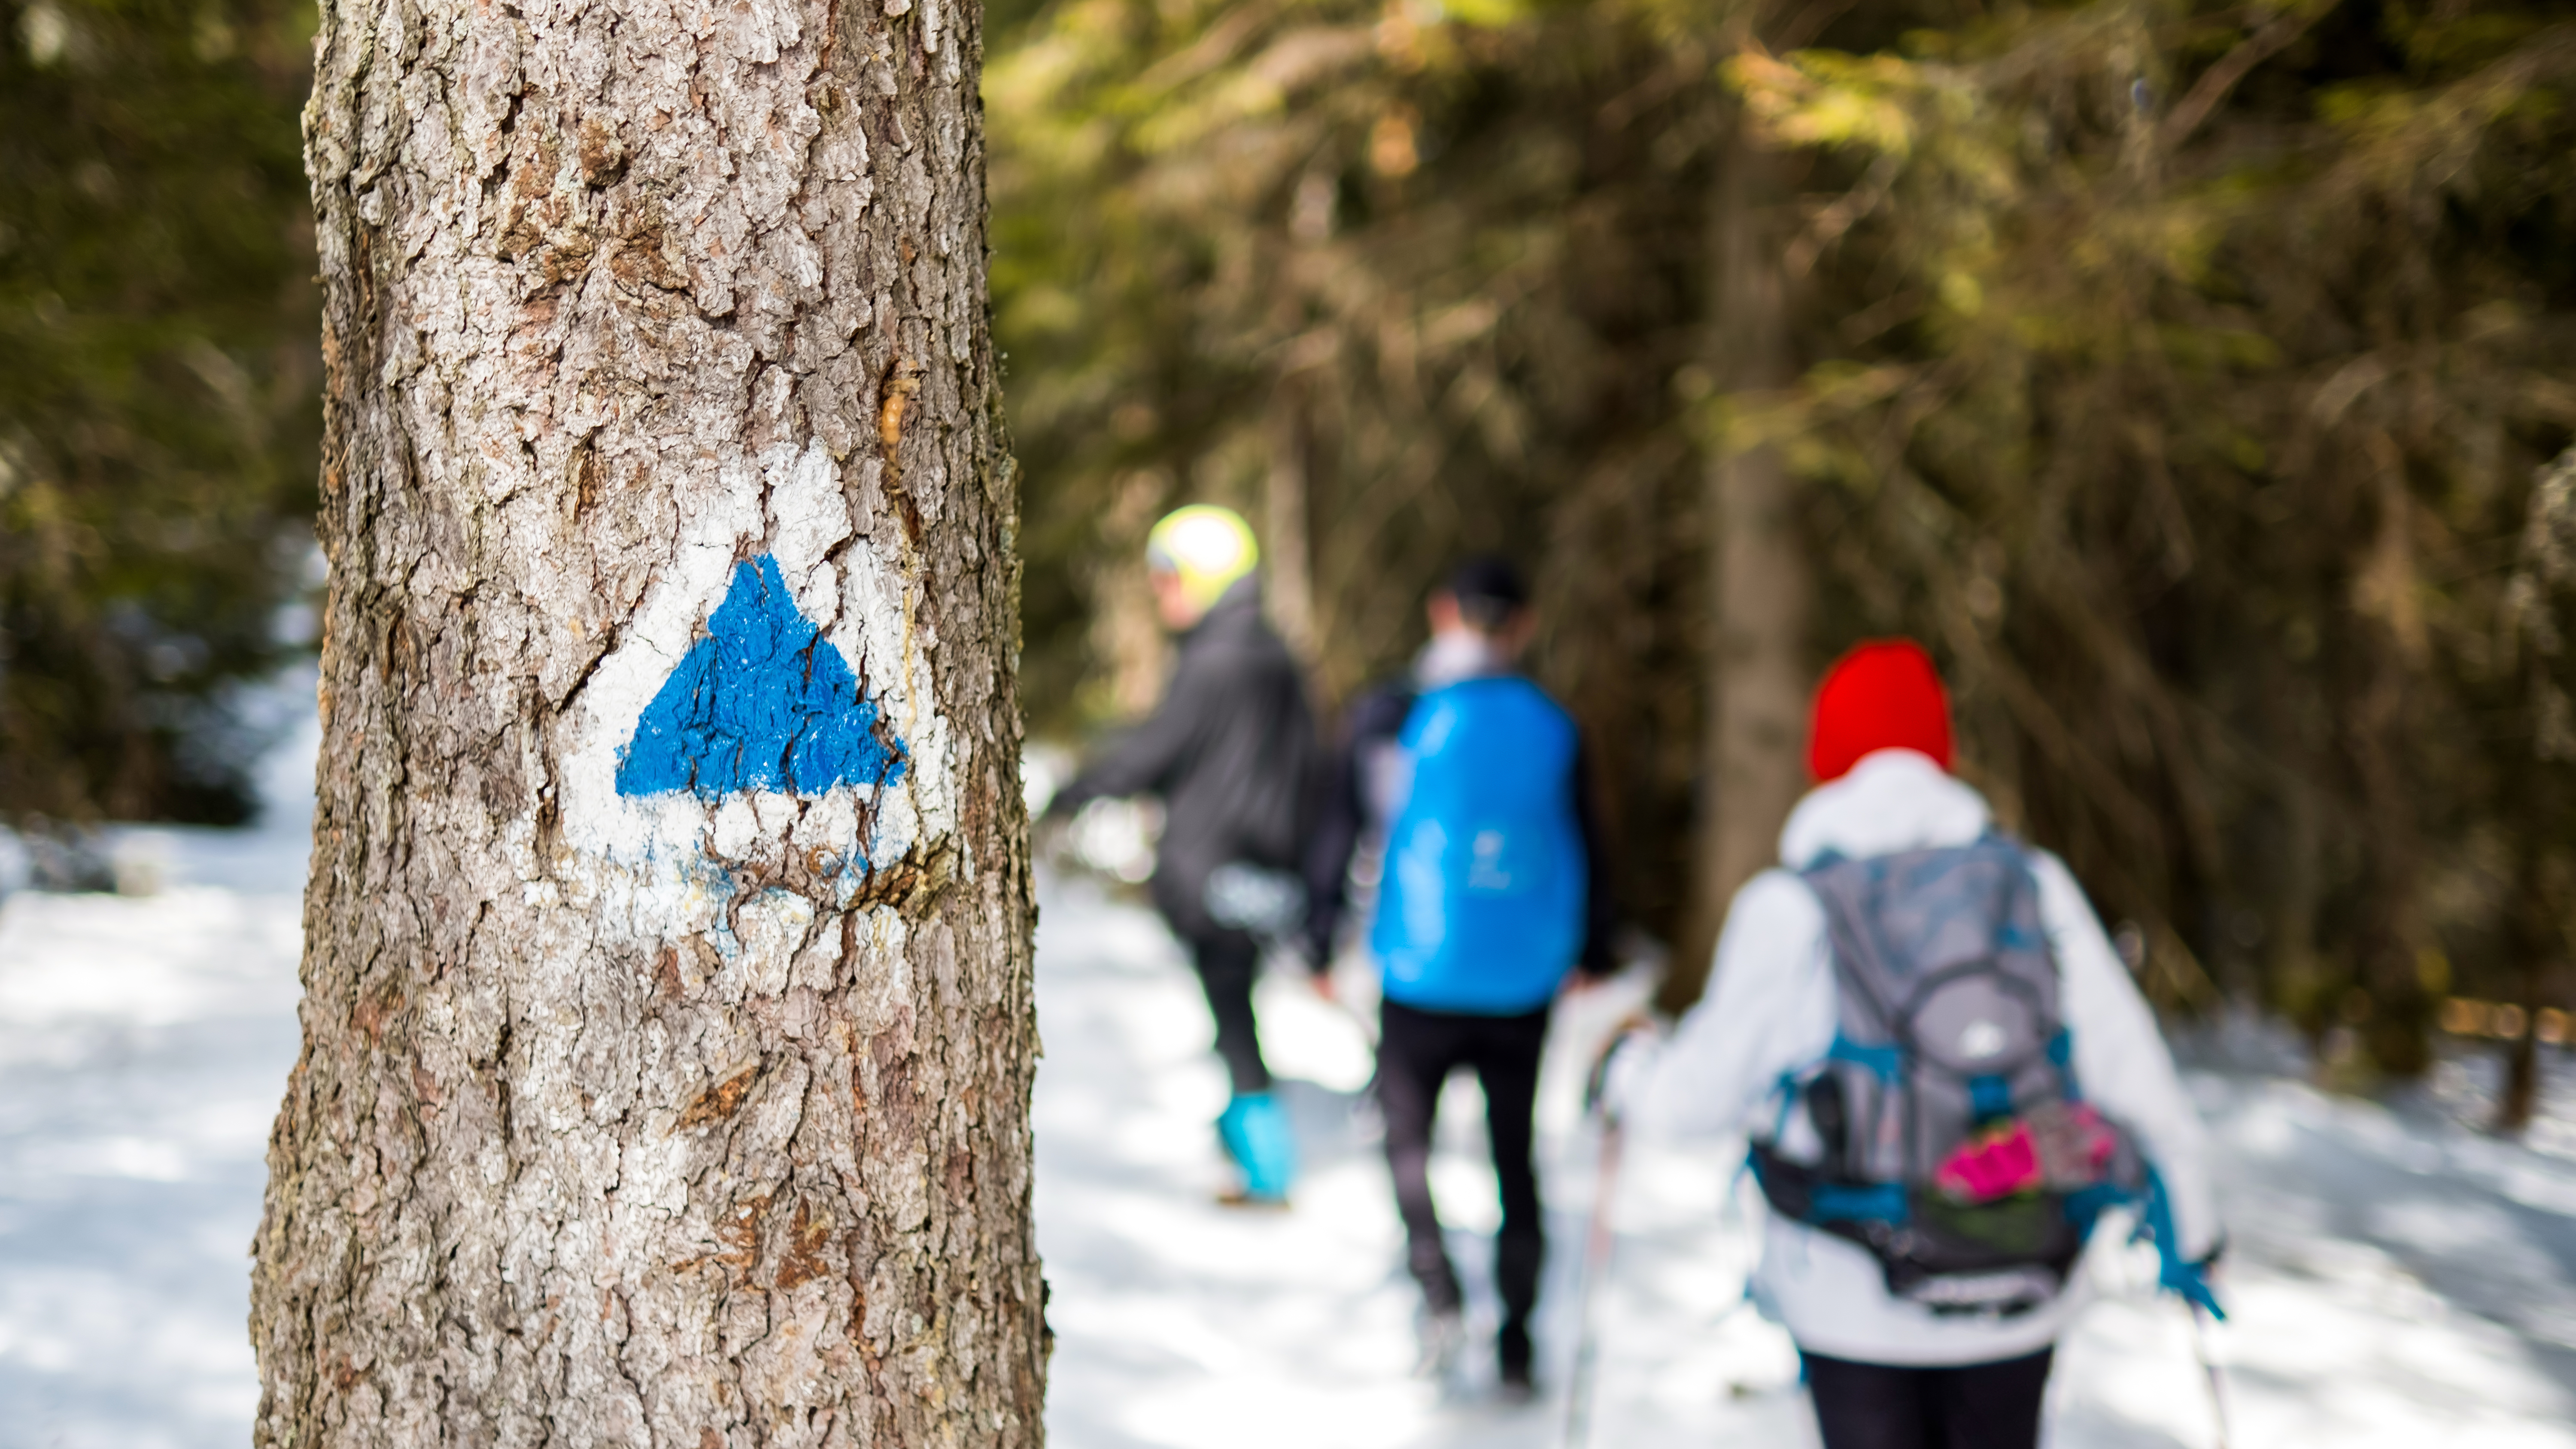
[{"xmin": 1370, "ymin": 676, "xmax": 1586, "ymax": 1014}]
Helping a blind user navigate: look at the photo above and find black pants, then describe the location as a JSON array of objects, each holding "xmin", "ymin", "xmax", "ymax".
[
  {"xmin": 1376, "ymin": 999, "xmax": 1549, "ymax": 1344},
  {"xmin": 1184, "ymin": 927, "xmax": 1270, "ymax": 1095},
  {"xmin": 1801, "ymin": 1347, "xmax": 2055, "ymax": 1449}
]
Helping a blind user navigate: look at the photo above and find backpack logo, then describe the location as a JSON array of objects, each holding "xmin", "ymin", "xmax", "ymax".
[
  {"xmin": 1957, "ymin": 1020, "xmax": 2007, "ymax": 1060},
  {"xmin": 1468, "ymin": 829, "xmax": 1513, "ymax": 890}
]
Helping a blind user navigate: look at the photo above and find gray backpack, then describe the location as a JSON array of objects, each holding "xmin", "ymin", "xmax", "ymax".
[{"xmin": 1749, "ymin": 835, "xmax": 2144, "ymax": 1316}]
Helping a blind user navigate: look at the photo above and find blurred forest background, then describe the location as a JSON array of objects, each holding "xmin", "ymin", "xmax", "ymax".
[
  {"xmin": 3, "ymin": 0, "xmax": 318, "ymax": 826},
  {"xmin": 7, "ymin": 0, "xmax": 2576, "ymax": 1115}
]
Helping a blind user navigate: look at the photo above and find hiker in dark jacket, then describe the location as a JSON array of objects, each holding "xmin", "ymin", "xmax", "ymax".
[
  {"xmin": 1303, "ymin": 556, "xmax": 1619, "ymax": 1398},
  {"xmin": 1048, "ymin": 504, "xmax": 1320, "ymax": 1204}
]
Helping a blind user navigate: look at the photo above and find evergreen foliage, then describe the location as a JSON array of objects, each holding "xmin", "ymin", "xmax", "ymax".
[
  {"xmin": 2, "ymin": 0, "xmax": 318, "ymax": 825},
  {"xmin": 991, "ymin": 0, "xmax": 2576, "ymax": 1076},
  {"xmin": 992, "ymin": 0, "xmax": 1733, "ymax": 936},
  {"xmin": 12, "ymin": 0, "xmax": 2569, "ymax": 1076},
  {"xmin": 1733, "ymin": 0, "xmax": 2576, "ymax": 1077}
]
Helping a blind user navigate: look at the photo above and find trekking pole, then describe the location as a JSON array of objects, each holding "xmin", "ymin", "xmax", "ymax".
[
  {"xmin": 2185, "ymin": 1299, "xmax": 2232, "ymax": 1449},
  {"xmin": 1559, "ymin": 1104, "xmax": 1626, "ymax": 1449}
]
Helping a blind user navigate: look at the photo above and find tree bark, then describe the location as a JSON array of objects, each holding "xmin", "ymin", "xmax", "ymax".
[
  {"xmin": 253, "ymin": 0, "xmax": 1043, "ymax": 1443},
  {"xmin": 1668, "ymin": 107, "xmax": 1811, "ymax": 1011}
]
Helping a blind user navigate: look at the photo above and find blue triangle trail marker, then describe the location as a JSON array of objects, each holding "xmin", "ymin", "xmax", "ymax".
[{"xmin": 617, "ymin": 555, "xmax": 907, "ymax": 802}]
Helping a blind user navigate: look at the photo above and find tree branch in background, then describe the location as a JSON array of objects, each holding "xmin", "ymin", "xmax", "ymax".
[{"xmin": 2158, "ymin": 0, "xmax": 2343, "ymax": 152}]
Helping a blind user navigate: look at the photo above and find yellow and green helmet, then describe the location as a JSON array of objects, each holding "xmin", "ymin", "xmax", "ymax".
[{"xmin": 1145, "ymin": 504, "xmax": 1260, "ymax": 613}]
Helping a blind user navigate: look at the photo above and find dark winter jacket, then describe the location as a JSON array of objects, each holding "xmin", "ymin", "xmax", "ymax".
[
  {"xmin": 1301, "ymin": 664, "xmax": 1619, "ymax": 981},
  {"xmin": 1050, "ymin": 577, "xmax": 1320, "ymax": 941}
]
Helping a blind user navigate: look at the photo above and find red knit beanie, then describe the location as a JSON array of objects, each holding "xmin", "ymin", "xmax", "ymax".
[{"xmin": 1807, "ymin": 639, "xmax": 1954, "ymax": 783}]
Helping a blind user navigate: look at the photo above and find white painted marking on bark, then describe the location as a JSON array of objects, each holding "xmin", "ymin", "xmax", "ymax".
[{"xmin": 556, "ymin": 442, "xmax": 953, "ymax": 942}]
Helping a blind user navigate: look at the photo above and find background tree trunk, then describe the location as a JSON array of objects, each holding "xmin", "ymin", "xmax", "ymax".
[
  {"xmin": 2499, "ymin": 444, "xmax": 2576, "ymax": 1130},
  {"xmin": 1089, "ymin": 470, "xmax": 1173, "ymax": 719},
  {"xmin": 252, "ymin": 0, "xmax": 1043, "ymax": 1443},
  {"xmin": 1669, "ymin": 109, "xmax": 1810, "ymax": 1011},
  {"xmin": 2497, "ymin": 824, "xmax": 2546, "ymax": 1133},
  {"xmin": 2345, "ymin": 452, "xmax": 2433, "ymax": 1078},
  {"xmin": 1264, "ymin": 379, "xmax": 1318, "ymax": 663}
]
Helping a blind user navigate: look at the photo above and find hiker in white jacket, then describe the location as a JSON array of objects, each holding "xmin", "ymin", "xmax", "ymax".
[{"xmin": 1608, "ymin": 639, "xmax": 2221, "ymax": 1449}]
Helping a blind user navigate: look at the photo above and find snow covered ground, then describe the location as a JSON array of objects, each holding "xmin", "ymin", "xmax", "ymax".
[
  {"xmin": 1031, "ymin": 869, "xmax": 2576, "ymax": 1449},
  {"xmin": 0, "ymin": 707, "xmax": 315, "ymax": 1449},
  {"xmin": 3, "ymin": 708, "xmax": 2573, "ymax": 1446}
]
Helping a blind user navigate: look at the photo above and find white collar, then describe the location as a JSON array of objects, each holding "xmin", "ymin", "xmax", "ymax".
[
  {"xmin": 1777, "ymin": 748, "xmax": 1992, "ymax": 868},
  {"xmin": 1413, "ymin": 631, "xmax": 1510, "ymax": 690}
]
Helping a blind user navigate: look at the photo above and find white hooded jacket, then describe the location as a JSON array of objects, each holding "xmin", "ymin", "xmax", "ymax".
[{"xmin": 1618, "ymin": 748, "xmax": 2220, "ymax": 1366}]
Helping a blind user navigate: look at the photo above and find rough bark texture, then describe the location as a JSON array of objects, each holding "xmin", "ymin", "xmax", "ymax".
[
  {"xmin": 252, "ymin": 0, "xmax": 1043, "ymax": 1443},
  {"xmin": 1670, "ymin": 116, "xmax": 1810, "ymax": 1011}
]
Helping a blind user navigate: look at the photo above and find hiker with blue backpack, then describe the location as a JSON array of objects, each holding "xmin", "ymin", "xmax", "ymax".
[
  {"xmin": 1304, "ymin": 557, "xmax": 1619, "ymax": 1399},
  {"xmin": 1047, "ymin": 505, "xmax": 1321, "ymax": 1206},
  {"xmin": 1601, "ymin": 639, "xmax": 2222, "ymax": 1449}
]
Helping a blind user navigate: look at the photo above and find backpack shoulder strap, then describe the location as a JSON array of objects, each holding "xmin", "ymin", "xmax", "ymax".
[
  {"xmin": 1797, "ymin": 852, "xmax": 1905, "ymax": 1042},
  {"xmin": 1798, "ymin": 836, "xmax": 2060, "ymax": 1036}
]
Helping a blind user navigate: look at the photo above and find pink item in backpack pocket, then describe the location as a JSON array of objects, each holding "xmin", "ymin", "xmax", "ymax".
[
  {"xmin": 1935, "ymin": 1102, "xmax": 2119, "ymax": 1203},
  {"xmin": 1935, "ymin": 1122, "xmax": 2040, "ymax": 1201}
]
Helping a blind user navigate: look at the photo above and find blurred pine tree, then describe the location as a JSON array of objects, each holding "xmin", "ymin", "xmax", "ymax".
[
  {"xmin": 1729, "ymin": 1, "xmax": 2576, "ymax": 1075},
  {"xmin": 990, "ymin": 0, "xmax": 2576, "ymax": 1078},
  {"xmin": 1, "ymin": 0, "xmax": 319, "ymax": 826},
  {"xmin": 993, "ymin": 0, "xmax": 1733, "ymax": 942}
]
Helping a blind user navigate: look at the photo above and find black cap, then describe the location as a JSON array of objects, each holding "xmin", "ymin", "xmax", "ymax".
[{"xmin": 1445, "ymin": 555, "xmax": 1529, "ymax": 630}]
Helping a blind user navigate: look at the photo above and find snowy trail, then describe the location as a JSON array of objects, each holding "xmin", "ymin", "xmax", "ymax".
[
  {"xmin": 1030, "ymin": 869, "xmax": 1815, "ymax": 1449},
  {"xmin": 1, "ymin": 723, "xmax": 2571, "ymax": 1445},
  {"xmin": 1031, "ymin": 869, "xmax": 2576, "ymax": 1449},
  {"xmin": 0, "ymin": 708, "xmax": 314, "ymax": 1449}
]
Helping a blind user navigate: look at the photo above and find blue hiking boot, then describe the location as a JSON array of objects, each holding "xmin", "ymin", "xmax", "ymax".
[{"xmin": 1216, "ymin": 1092, "xmax": 1297, "ymax": 1204}]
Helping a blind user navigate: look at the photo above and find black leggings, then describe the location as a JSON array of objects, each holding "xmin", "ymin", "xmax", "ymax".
[
  {"xmin": 1375, "ymin": 999, "xmax": 1549, "ymax": 1333},
  {"xmin": 1185, "ymin": 927, "xmax": 1271, "ymax": 1095},
  {"xmin": 1801, "ymin": 1347, "xmax": 2055, "ymax": 1449}
]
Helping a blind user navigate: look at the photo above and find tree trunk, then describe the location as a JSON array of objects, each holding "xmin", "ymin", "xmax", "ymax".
[
  {"xmin": 1668, "ymin": 109, "xmax": 1810, "ymax": 1011},
  {"xmin": 2501, "ymin": 446, "xmax": 2576, "ymax": 1130},
  {"xmin": 2498, "ymin": 980, "xmax": 2543, "ymax": 1136},
  {"xmin": 253, "ymin": 0, "xmax": 1044, "ymax": 1443},
  {"xmin": 2494, "ymin": 778, "xmax": 2535, "ymax": 1129},
  {"xmin": 2349, "ymin": 450, "xmax": 2432, "ymax": 1078},
  {"xmin": 1264, "ymin": 379, "xmax": 1318, "ymax": 663},
  {"xmin": 1091, "ymin": 470, "xmax": 1172, "ymax": 718}
]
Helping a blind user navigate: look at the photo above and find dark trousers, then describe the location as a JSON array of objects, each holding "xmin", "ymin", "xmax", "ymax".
[
  {"xmin": 1801, "ymin": 1347, "xmax": 2055, "ymax": 1449},
  {"xmin": 1376, "ymin": 999, "xmax": 1549, "ymax": 1346},
  {"xmin": 1185, "ymin": 927, "xmax": 1270, "ymax": 1095}
]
